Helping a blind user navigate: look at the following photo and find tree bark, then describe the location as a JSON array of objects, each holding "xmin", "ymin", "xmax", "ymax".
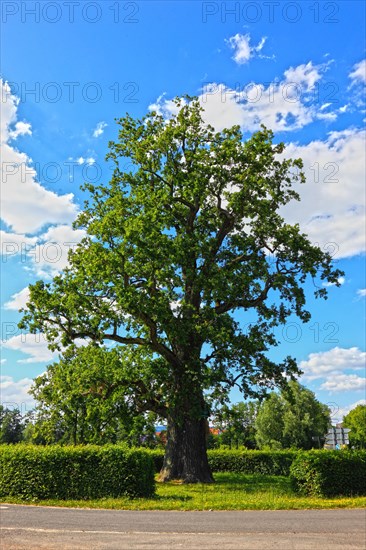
[{"xmin": 158, "ymin": 413, "xmax": 214, "ymax": 483}]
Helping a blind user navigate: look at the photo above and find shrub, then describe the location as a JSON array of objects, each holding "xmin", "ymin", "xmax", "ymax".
[
  {"xmin": 145, "ymin": 449, "xmax": 164, "ymax": 472},
  {"xmin": 146, "ymin": 449, "xmax": 297, "ymax": 476},
  {"xmin": 0, "ymin": 444, "xmax": 155, "ymax": 500},
  {"xmin": 290, "ymin": 450, "xmax": 366, "ymax": 497},
  {"xmin": 207, "ymin": 449, "xmax": 297, "ymax": 475}
]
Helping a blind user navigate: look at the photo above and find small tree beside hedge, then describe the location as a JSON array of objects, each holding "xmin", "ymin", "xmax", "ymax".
[
  {"xmin": 290, "ymin": 450, "xmax": 366, "ymax": 497},
  {"xmin": 0, "ymin": 444, "xmax": 155, "ymax": 500}
]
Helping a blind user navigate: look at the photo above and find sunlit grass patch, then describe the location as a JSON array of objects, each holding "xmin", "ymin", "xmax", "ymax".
[{"xmin": 2, "ymin": 473, "xmax": 365, "ymax": 510}]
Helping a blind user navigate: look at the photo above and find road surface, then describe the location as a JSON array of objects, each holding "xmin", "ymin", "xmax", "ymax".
[{"xmin": 1, "ymin": 505, "xmax": 365, "ymax": 549}]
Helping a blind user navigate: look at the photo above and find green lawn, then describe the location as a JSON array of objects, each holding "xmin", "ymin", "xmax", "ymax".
[{"xmin": 2, "ymin": 473, "xmax": 365, "ymax": 510}]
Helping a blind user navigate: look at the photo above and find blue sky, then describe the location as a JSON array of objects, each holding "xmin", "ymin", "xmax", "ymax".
[{"xmin": 1, "ymin": 0, "xmax": 365, "ymax": 423}]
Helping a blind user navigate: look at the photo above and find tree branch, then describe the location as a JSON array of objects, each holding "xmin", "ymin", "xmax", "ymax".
[
  {"xmin": 214, "ymin": 277, "xmax": 274, "ymax": 314},
  {"xmin": 104, "ymin": 334, "xmax": 149, "ymax": 345},
  {"xmin": 134, "ymin": 310, "xmax": 180, "ymax": 367}
]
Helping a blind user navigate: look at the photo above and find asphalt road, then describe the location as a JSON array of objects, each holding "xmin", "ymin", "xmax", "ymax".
[{"xmin": 1, "ymin": 505, "xmax": 365, "ymax": 549}]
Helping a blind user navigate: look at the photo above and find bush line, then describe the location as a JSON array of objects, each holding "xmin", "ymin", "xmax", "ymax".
[
  {"xmin": 145, "ymin": 449, "xmax": 298, "ymax": 476},
  {"xmin": 290, "ymin": 450, "xmax": 366, "ymax": 497},
  {"xmin": 0, "ymin": 444, "xmax": 155, "ymax": 500}
]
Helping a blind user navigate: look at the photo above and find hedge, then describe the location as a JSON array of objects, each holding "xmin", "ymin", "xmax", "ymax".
[
  {"xmin": 208, "ymin": 449, "xmax": 297, "ymax": 475},
  {"xmin": 146, "ymin": 449, "xmax": 164, "ymax": 472},
  {"xmin": 146, "ymin": 449, "xmax": 298, "ymax": 476},
  {"xmin": 0, "ymin": 444, "xmax": 155, "ymax": 500},
  {"xmin": 290, "ymin": 450, "xmax": 366, "ymax": 497}
]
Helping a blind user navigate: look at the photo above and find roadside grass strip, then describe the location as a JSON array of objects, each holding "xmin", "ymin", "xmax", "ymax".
[{"xmin": 2, "ymin": 473, "xmax": 365, "ymax": 510}]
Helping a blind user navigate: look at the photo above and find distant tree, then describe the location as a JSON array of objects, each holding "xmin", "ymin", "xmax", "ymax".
[
  {"xmin": 0, "ymin": 406, "xmax": 24, "ymax": 443},
  {"xmin": 29, "ymin": 345, "xmax": 159, "ymax": 446},
  {"xmin": 255, "ymin": 381, "xmax": 331, "ymax": 449},
  {"xmin": 255, "ymin": 393, "xmax": 285, "ymax": 449},
  {"xmin": 212, "ymin": 401, "xmax": 258, "ymax": 449},
  {"xmin": 343, "ymin": 404, "xmax": 366, "ymax": 449},
  {"xmin": 21, "ymin": 410, "xmax": 60, "ymax": 445}
]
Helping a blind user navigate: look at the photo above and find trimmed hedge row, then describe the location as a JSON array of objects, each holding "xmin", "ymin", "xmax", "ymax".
[
  {"xmin": 146, "ymin": 449, "xmax": 298, "ymax": 476},
  {"xmin": 0, "ymin": 444, "xmax": 155, "ymax": 500},
  {"xmin": 290, "ymin": 450, "xmax": 366, "ymax": 497},
  {"xmin": 208, "ymin": 449, "xmax": 297, "ymax": 475}
]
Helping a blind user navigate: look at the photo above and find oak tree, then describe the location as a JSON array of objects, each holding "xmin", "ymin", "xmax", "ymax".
[{"xmin": 20, "ymin": 98, "xmax": 343, "ymax": 482}]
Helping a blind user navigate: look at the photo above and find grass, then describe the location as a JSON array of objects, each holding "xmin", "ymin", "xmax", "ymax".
[{"xmin": 2, "ymin": 473, "xmax": 366, "ymax": 510}]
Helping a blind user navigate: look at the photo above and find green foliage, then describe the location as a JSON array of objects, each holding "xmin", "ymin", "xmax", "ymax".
[
  {"xmin": 19, "ymin": 98, "xmax": 343, "ymax": 480},
  {"xmin": 255, "ymin": 393, "xmax": 284, "ymax": 449},
  {"xmin": 211, "ymin": 401, "xmax": 258, "ymax": 449},
  {"xmin": 20, "ymin": 99, "xmax": 343, "ymax": 406},
  {"xmin": 208, "ymin": 449, "xmax": 297, "ymax": 475},
  {"xmin": 290, "ymin": 450, "xmax": 366, "ymax": 497},
  {"xmin": 28, "ymin": 345, "xmax": 160, "ymax": 446},
  {"xmin": 0, "ymin": 444, "xmax": 155, "ymax": 500},
  {"xmin": 146, "ymin": 449, "xmax": 297, "ymax": 475},
  {"xmin": 0, "ymin": 406, "xmax": 24, "ymax": 444},
  {"xmin": 4, "ymin": 472, "xmax": 366, "ymax": 510},
  {"xmin": 255, "ymin": 381, "xmax": 331, "ymax": 449},
  {"xmin": 145, "ymin": 449, "xmax": 165, "ymax": 472},
  {"xmin": 343, "ymin": 405, "xmax": 366, "ymax": 449}
]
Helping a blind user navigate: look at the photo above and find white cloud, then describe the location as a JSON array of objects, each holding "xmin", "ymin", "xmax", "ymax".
[
  {"xmin": 93, "ymin": 121, "xmax": 107, "ymax": 138},
  {"xmin": 349, "ymin": 59, "xmax": 366, "ymax": 85},
  {"xmin": 151, "ymin": 61, "xmax": 333, "ymax": 134},
  {"xmin": 9, "ymin": 120, "xmax": 32, "ymax": 140},
  {"xmin": 0, "ymin": 80, "xmax": 78, "ymax": 234},
  {"xmin": 199, "ymin": 76, "xmax": 323, "ymax": 132},
  {"xmin": 0, "ymin": 376, "xmax": 35, "ymax": 410},
  {"xmin": 281, "ymin": 129, "xmax": 366, "ymax": 257},
  {"xmin": 300, "ymin": 347, "xmax": 366, "ymax": 380},
  {"xmin": 2, "ymin": 333, "xmax": 58, "ymax": 364},
  {"xmin": 322, "ymin": 276, "xmax": 345, "ymax": 287},
  {"xmin": 284, "ymin": 61, "xmax": 322, "ymax": 91},
  {"xmin": 300, "ymin": 347, "xmax": 366, "ymax": 393},
  {"xmin": 199, "ymin": 79, "xmax": 318, "ymax": 132},
  {"xmin": 357, "ymin": 289, "xmax": 366, "ymax": 298},
  {"xmin": 4, "ymin": 287, "xmax": 30, "ymax": 310},
  {"xmin": 0, "ymin": 230, "xmax": 37, "ymax": 256},
  {"xmin": 1, "ymin": 223, "xmax": 85, "ymax": 278},
  {"xmin": 27, "ymin": 224, "xmax": 86, "ymax": 277},
  {"xmin": 149, "ymin": 93, "xmax": 186, "ymax": 118},
  {"xmin": 334, "ymin": 399, "xmax": 366, "ymax": 423},
  {"xmin": 320, "ymin": 373, "xmax": 366, "ymax": 392},
  {"xmin": 339, "ymin": 104, "xmax": 349, "ymax": 113},
  {"xmin": 75, "ymin": 156, "xmax": 96, "ymax": 166},
  {"xmin": 226, "ymin": 33, "xmax": 267, "ymax": 65},
  {"xmin": 0, "ymin": 359, "xmax": 7, "ymax": 364}
]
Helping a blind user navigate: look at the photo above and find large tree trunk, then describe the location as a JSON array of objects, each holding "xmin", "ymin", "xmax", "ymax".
[{"xmin": 158, "ymin": 413, "xmax": 214, "ymax": 483}]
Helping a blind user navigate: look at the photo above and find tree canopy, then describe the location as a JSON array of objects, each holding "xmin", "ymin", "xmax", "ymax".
[
  {"xmin": 211, "ymin": 401, "xmax": 258, "ymax": 449},
  {"xmin": 343, "ymin": 404, "xmax": 366, "ymax": 449},
  {"xmin": 28, "ymin": 345, "xmax": 159, "ymax": 446},
  {"xmin": 20, "ymin": 98, "xmax": 343, "ymax": 482},
  {"xmin": 0, "ymin": 406, "xmax": 24, "ymax": 444},
  {"xmin": 255, "ymin": 381, "xmax": 331, "ymax": 449}
]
